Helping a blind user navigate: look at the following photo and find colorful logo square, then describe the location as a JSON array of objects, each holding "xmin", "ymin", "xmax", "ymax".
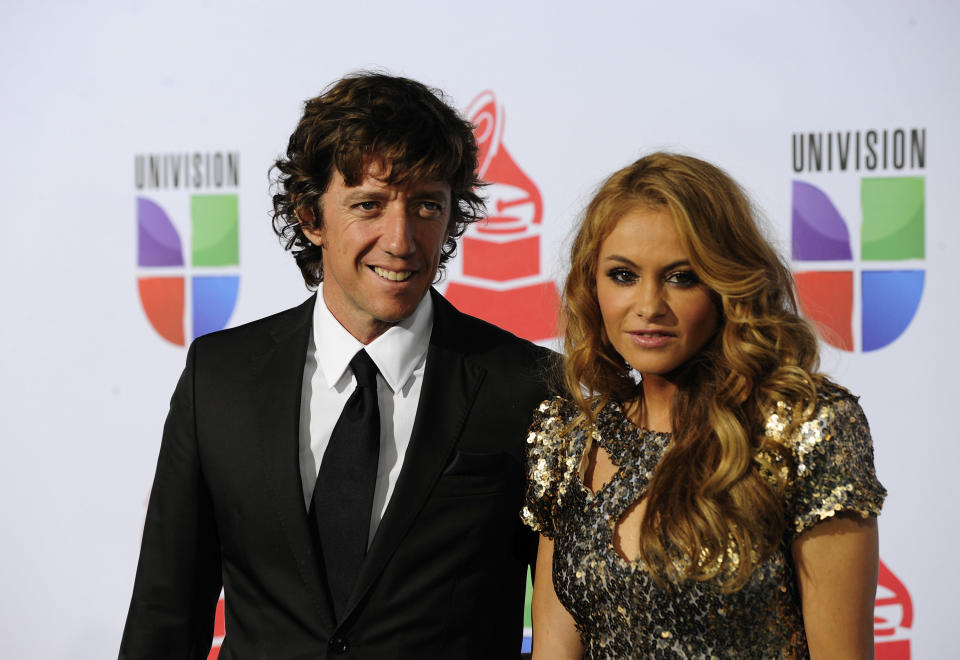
[
  {"xmin": 791, "ymin": 177, "xmax": 924, "ymax": 352},
  {"xmin": 137, "ymin": 194, "xmax": 240, "ymax": 345}
]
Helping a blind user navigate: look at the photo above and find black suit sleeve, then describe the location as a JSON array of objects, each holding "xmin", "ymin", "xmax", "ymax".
[{"xmin": 119, "ymin": 341, "xmax": 222, "ymax": 660}]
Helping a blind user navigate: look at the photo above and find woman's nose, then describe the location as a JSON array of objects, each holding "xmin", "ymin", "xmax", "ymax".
[{"xmin": 634, "ymin": 281, "xmax": 667, "ymax": 320}]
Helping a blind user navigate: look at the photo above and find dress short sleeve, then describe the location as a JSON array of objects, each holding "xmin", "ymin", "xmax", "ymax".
[
  {"xmin": 773, "ymin": 386, "xmax": 887, "ymax": 537},
  {"xmin": 521, "ymin": 397, "xmax": 578, "ymax": 538}
]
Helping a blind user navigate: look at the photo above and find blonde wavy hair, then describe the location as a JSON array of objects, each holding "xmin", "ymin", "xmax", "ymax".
[{"xmin": 563, "ymin": 152, "xmax": 823, "ymax": 590}]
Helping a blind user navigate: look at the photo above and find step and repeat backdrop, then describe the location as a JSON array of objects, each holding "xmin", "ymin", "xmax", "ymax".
[{"xmin": 2, "ymin": 1, "xmax": 957, "ymax": 657}]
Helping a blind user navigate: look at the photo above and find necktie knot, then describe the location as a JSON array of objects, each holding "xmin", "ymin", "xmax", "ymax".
[{"xmin": 350, "ymin": 349, "xmax": 379, "ymax": 390}]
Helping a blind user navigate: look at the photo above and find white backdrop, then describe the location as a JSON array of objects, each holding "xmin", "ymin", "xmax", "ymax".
[{"xmin": 2, "ymin": 1, "xmax": 957, "ymax": 657}]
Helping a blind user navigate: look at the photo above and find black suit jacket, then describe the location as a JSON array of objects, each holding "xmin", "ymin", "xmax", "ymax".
[{"xmin": 120, "ymin": 289, "xmax": 555, "ymax": 659}]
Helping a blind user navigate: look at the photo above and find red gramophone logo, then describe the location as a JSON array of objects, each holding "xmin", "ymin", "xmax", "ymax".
[
  {"xmin": 874, "ymin": 559, "xmax": 913, "ymax": 659},
  {"xmin": 444, "ymin": 91, "xmax": 561, "ymax": 342},
  {"xmin": 207, "ymin": 594, "xmax": 225, "ymax": 659}
]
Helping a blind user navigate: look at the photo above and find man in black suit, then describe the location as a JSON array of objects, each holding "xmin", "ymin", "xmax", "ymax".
[{"xmin": 120, "ymin": 72, "xmax": 553, "ymax": 659}]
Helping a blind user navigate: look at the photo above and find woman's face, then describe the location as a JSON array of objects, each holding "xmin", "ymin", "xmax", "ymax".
[{"xmin": 595, "ymin": 205, "xmax": 720, "ymax": 380}]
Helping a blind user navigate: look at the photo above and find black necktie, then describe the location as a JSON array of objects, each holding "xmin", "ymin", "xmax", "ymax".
[{"xmin": 310, "ymin": 349, "xmax": 381, "ymax": 620}]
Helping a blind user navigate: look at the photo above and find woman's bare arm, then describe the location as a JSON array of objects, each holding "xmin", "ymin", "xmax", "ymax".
[
  {"xmin": 793, "ymin": 513, "xmax": 879, "ymax": 660},
  {"xmin": 531, "ymin": 535, "xmax": 583, "ymax": 659}
]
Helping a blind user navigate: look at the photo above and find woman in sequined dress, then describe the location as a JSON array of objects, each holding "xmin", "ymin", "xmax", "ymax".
[{"xmin": 523, "ymin": 153, "xmax": 885, "ymax": 658}]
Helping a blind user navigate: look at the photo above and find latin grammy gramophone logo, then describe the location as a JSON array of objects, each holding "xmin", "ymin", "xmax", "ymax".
[
  {"xmin": 444, "ymin": 91, "xmax": 561, "ymax": 342},
  {"xmin": 874, "ymin": 560, "xmax": 913, "ymax": 660}
]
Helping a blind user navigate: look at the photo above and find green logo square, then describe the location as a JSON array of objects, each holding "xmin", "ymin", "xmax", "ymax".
[
  {"xmin": 861, "ymin": 177, "xmax": 924, "ymax": 261},
  {"xmin": 192, "ymin": 194, "xmax": 239, "ymax": 266}
]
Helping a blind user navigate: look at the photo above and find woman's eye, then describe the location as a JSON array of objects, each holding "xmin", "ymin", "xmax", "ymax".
[
  {"xmin": 607, "ymin": 268, "xmax": 637, "ymax": 285},
  {"xmin": 666, "ymin": 270, "xmax": 701, "ymax": 287}
]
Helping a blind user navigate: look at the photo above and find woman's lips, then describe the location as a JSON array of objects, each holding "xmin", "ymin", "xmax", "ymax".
[{"xmin": 628, "ymin": 331, "xmax": 675, "ymax": 348}]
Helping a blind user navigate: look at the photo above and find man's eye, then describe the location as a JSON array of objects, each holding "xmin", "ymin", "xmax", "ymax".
[
  {"xmin": 415, "ymin": 201, "xmax": 444, "ymax": 218},
  {"xmin": 356, "ymin": 201, "xmax": 379, "ymax": 211},
  {"xmin": 607, "ymin": 268, "xmax": 636, "ymax": 285},
  {"xmin": 666, "ymin": 270, "xmax": 701, "ymax": 287}
]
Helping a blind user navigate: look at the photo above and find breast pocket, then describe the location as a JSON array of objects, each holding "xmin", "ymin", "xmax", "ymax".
[{"xmin": 431, "ymin": 450, "xmax": 514, "ymax": 498}]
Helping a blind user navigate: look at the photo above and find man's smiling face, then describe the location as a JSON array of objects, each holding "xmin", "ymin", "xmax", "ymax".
[{"xmin": 304, "ymin": 164, "xmax": 451, "ymax": 343}]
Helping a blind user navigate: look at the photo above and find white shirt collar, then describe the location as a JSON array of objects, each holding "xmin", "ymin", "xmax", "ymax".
[{"xmin": 313, "ymin": 284, "xmax": 434, "ymax": 394}]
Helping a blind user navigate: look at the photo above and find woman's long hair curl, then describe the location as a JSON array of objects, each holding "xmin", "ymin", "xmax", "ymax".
[{"xmin": 563, "ymin": 152, "xmax": 823, "ymax": 590}]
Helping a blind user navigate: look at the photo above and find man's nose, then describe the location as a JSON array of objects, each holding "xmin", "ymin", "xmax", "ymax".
[{"xmin": 382, "ymin": 205, "xmax": 415, "ymax": 257}]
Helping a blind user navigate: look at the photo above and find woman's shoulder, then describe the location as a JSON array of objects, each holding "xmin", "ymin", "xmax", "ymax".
[
  {"xmin": 763, "ymin": 380, "xmax": 865, "ymax": 450},
  {"xmin": 521, "ymin": 395, "xmax": 584, "ymax": 535},
  {"xmin": 809, "ymin": 381, "xmax": 870, "ymax": 441},
  {"xmin": 532, "ymin": 394, "xmax": 581, "ymax": 422},
  {"xmin": 527, "ymin": 395, "xmax": 583, "ymax": 444},
  {"xmin": 764, "ymin": 380, "xmax": 886, "ymax": 536},
  {"xmin": 811, "ymin": 379, "xmax": 862, "ymax": 416}
]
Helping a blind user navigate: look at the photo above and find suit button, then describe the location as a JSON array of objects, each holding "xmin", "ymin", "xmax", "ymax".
[{"xmin": 329, "ymin": 635, "xmax": 348, "ymax": 654}]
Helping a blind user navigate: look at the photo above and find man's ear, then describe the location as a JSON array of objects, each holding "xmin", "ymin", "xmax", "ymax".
[{"xmin": 297, "ymin": 204, "xmax": 323, "ymax": 247}]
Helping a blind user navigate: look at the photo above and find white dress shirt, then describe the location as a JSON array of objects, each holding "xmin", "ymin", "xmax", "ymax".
[{"xmin": 299, "ymin": 284, "xmax": 433, "ymax": 547}]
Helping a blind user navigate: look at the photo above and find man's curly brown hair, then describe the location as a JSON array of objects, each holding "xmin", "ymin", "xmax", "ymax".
[{"xmin": 270, "ymin": 71, "xmax": 486, "ymax": 288}]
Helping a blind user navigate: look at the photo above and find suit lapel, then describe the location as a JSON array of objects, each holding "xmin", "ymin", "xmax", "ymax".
[
  {"xmin": 344, "ymin": 290, "xmax": 486, "ymax": 617},
  {"xmin": 251, "ymin": 294, "xmax": 336, "ymax": 632}
]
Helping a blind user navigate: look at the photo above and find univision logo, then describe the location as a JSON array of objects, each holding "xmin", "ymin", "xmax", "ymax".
[
  {"xmin": 136, "ymin": 194, "xmax": 240, "ymax": 346},
  {"xmin": 791, "ymin": 176, "xmax": 924, "ymax": 352}
]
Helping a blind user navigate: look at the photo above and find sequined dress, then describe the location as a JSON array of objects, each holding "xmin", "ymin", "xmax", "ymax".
[{"xmin": 521, "ymin": 385, "xmax": 886, "ymax": 658}]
